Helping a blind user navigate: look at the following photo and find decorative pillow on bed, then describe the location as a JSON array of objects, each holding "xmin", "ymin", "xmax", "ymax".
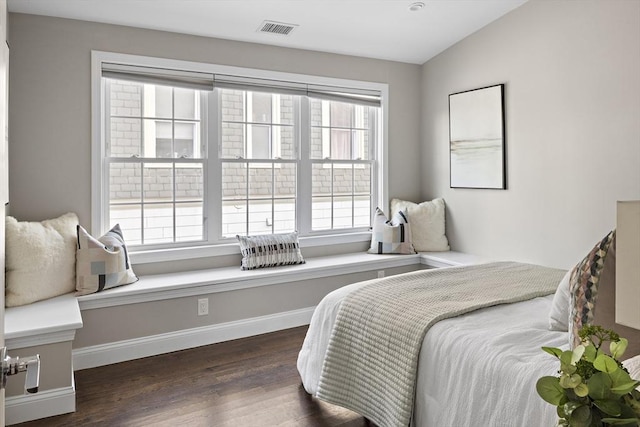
[
  {"xmin": 548, "ymin": 269, "xmax": 572, "ymax": 332},
  {"xmin": 76, "ymin": 224, "xmax": 138, "ymax": 296},
  {"xmin": 623, "ymin": 355, "xmax": 640, "ymax": 388},
  {"xmin": 568, "ymin": 230, "xmax": 615, "ymax": 348},
  {"xmin": 236, "ymin": 232, "xmax": 305, "ymax": 270},
  {"xmin": 368, "ymin": 207, "xmax": 416, "ymax": 255},
  {"xmin": 390, "ymin": 198, "xmax": 449, "ymax": 252},
  {"xmin": 5, "ymin": 213, "xmax": 79, "ymax": 307}
]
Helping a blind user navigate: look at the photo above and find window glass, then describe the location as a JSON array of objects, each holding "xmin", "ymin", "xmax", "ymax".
[
  {"xmin": 309, "ymin": 98, "xmax": 372, "ymax": 161},
  {"xmin": 250, "ymin": 92, "xmax": 271, "ymax": 123}
]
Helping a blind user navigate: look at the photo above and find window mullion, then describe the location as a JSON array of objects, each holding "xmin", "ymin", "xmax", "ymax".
[
  {"xmin": 297, "ymin": 96, "xmax": 311, "ymax": 235},
  {"xmin": 245, "ymin": 161, "xmax": 249, "ymax": 235},
  {"xmin": 208, "ymin": 89, "xmax": 221, "ymax": 243},
  {"xmin": 271, "ymin": 163, "xmax": 275, "ymax": 233}
]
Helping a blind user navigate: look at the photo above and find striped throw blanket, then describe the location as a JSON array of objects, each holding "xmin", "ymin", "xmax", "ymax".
[{"xmin": 316, "ymin": 262, "xmax": 564, "ymax": 427}]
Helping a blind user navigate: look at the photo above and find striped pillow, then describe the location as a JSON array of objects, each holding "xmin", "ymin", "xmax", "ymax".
[
  {"xmin": 368, "ymin": 207, "xmax": 416, "ymax": 255},
  {"xmin": 76, "ymin": 224, "xmax": 138, "ymax": 296},
  {"xmin": 236, "ymin": 232, "xmax": 305, "ymax": 270}
]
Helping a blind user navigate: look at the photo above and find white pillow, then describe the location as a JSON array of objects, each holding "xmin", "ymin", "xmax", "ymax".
[
  {"xmin": 390, "ymin": 198, "xmax": 450, "ymax": 252},
  {"xmin": 368, "ymin": 208, "xmax": 416, "ymax": 255},
  {"xmin": 548, "ymin": 269, "xmax": 572, "ymax": 331},
  {"xmin": 622, "ymin": 355, "xmax": 640, "ymax": 389},
  {"xmin": 5, "ymin": 213, "xmax": 79, "ymax": 307}
]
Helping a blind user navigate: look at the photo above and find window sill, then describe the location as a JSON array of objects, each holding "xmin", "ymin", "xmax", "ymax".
[{"xmin": 129, "ymin": 231, "xmax": 373, "ymax": 265}]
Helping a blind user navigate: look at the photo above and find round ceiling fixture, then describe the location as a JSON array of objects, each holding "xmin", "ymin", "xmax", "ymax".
[{"xmin": 408, "ymin": 1, "xmax": 425, "ymax": 12}]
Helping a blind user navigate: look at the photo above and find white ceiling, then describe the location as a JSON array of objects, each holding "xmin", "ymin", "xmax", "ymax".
[{"xmin": 7, "ymin": 0, "xmax": 527, "ymax": 64}]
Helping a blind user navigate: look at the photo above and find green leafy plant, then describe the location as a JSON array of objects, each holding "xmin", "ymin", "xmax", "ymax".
[{"xmin": 537, "ymin": 325, "xmax": 640, "ymax": 427}]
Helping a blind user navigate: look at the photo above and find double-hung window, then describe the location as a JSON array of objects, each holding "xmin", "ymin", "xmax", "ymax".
[{"xmin": 93, "ymin": 52, "xmax": 387, "ymax": 258}]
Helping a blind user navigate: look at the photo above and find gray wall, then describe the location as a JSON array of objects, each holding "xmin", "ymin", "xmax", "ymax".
[
  {"xmin": 7, "ymin": 13, "xmax": 422, "ymax": 225},
  {"xmin": 74, "ymin": 264, "xmax": 421, "ymax": 348},
  {"xmin": 421, "ymin": 0, "xmax": 640, "ymax": 269}
]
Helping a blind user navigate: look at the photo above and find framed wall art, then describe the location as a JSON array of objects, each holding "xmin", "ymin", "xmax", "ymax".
[{"xmin": 449, "ymin": 84, "xmax": 506, "ymax": 189}]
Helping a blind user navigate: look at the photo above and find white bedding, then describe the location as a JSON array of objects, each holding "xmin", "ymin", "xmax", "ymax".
[{"xmin": 297, "ymin": 276, "xmax": 569, "ymax": 427}]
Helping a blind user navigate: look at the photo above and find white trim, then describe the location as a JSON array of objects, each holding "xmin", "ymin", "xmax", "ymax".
[
  {"xmin": 73, "ymin": 306, "xmax": 315, "ymax": 370},
  {"xmin": 78, "ymin": 252, "xmax": 420, "ymax": 310},
  {"xmin": 91, "ymin": 51, "xmax": 105, "ymax": 237},
  {"xmin": 5, "ymin": 386, "xmax": 76, "ymax": 425},
  {"xmin": 6, "ymin": 330, "xmax": 77, "ymax": 350}
]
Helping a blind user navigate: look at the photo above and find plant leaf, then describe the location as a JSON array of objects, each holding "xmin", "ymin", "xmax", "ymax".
[
  {"xmin": 569, "ymin": 405, "xmax": 592, "ymax": 427},
  {"xmin": 609, "ymin": 368, "xmax": 640, "ymax": 396},
  {"xmin": 594, "ymin": 399, "xmax": 622, "ymax": 416},
  {"xmin": 571, "ymin": 345, "xmax": 586, "ymax": 365},
  {"xmin": 588, "ymin": 372, "xmax": 612, "ymax": 400},
  {"xmin": 537, "ymin": 376, "xmax": 565, "ymax": 405},
  {"xmin": 583, "ymin": 344, "xmax": 597, "ymax": 363},
  {"xmin": 542, "ymin": 346, "xmax": 563, "ymax": 358},
  {"xmin": 561, "ymin": 362, "xmax": 577, "ymax": 375},
  {"xmin": 610, "ymin": 338, "xmax": 628, "ymax": 360},
  {"xmin": 560, "ymin": 373, "xmax": 583, "ymax": 389},
  {"xmin": 610, "ymin": 380, "xmax": 640, "ymax": 396},
  {"xmin": 600, "ymin": 418, "xmax": 640, "ymax": 425},
  {"xmin": 574, "ymin": 382, "xmax": 589, "ymax": 397},
  {"xmin": 563, "ymin": 401, "xmax": 582, "ymax": 415},
  {"xmin": 561, "ymin": 350, "xmax": 574, "ymax": 366},
  {"xmin": 594, "ymin": 354, "xmax": 619, "ymax": 373}
]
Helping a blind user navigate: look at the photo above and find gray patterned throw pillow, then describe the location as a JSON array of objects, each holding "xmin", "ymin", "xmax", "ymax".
[{"xmin": 236, "ymin": 232, "xmax": 305, "ymax": 270}]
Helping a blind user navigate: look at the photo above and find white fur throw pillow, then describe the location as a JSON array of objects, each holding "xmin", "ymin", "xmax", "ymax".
[
  {"xmin": 5, "ymin": 213, "xmax": 78, "ymax": 307},
  {"xmin": 390, "ymin": 198, "xmax": 450, "ymax": 252}
]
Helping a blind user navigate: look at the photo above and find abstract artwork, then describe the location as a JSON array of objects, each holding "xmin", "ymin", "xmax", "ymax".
[{"xmin": 449, "ymin": 84, "xmax": 505, "ymax": 189}]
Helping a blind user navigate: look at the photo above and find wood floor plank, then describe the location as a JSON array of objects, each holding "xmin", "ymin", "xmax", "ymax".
[{"xmin": 13, "ymin": 326, "xmax": 370, "ymax": 427}]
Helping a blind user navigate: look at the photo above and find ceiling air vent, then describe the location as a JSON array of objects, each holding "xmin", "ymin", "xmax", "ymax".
[{"xmin": 257, "ymin": 20, "xmax": 298, "ymax": 36}]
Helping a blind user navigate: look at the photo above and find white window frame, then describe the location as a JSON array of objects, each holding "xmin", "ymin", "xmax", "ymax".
[{"xmin": 91, "ymin": 50, "xmax": 389, "ymax": 263}]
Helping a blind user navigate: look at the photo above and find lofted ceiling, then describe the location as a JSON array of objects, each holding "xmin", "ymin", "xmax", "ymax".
[{"xmin": 7, "ymin": 0, "xmax": 527, "ymax": 64}]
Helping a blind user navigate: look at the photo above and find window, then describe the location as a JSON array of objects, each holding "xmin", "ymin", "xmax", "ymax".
[
  {"xmin": 105, "ymin": 80, "xmax": 205, "ymax": 245},
  {"xmin": 220, "ymin": 90, "xmax": 297, "ymax": 237},
  {"xmin": 93, "ymin": 52, "xmax": 386, "ymax": 257},
  {"xmin": 310, "ymin": 99, "xmax": 375, "ymax": 230}
]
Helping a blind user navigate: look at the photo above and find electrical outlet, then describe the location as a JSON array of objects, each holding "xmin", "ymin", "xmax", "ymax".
[
  {"xmin": 197, "ymin": 298, "xmax": 208, "ymax": 316},
  {"xmin": 377, "ymin": 270, "xmax": 385, "ymax": 278}
]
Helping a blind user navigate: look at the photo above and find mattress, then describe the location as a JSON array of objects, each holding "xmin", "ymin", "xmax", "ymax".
[{"xmin": 297, "ymin": 273, "xmax": 569, "ymax": 427}]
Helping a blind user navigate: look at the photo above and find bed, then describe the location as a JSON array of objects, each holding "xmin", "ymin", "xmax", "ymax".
[{"xmin": 297, "ymin": 261, "xmax": 569, "ymax": 426}]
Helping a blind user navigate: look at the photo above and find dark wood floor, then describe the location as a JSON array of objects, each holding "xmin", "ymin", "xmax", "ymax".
[{"xmin": 15, "ymin": 326, "xmax": 370, "ymax": 427}]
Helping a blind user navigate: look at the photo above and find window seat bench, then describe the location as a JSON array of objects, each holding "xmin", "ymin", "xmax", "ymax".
[
  {"xmin": 76, "ymin": 251, "xmax": 484, "ymax": 310},
  {"xmin": 78, "ymin": 252, "xmax": 417, "ymax": 309}
]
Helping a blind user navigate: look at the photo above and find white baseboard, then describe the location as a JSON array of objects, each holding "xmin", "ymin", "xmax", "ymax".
[
  {"xmin": 5, "ymin": 386, "xmax": 75, "ymax": 425},
  {"xmin": 73, "ymin": 306, "xmax": 315, "ymax": 371}
]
